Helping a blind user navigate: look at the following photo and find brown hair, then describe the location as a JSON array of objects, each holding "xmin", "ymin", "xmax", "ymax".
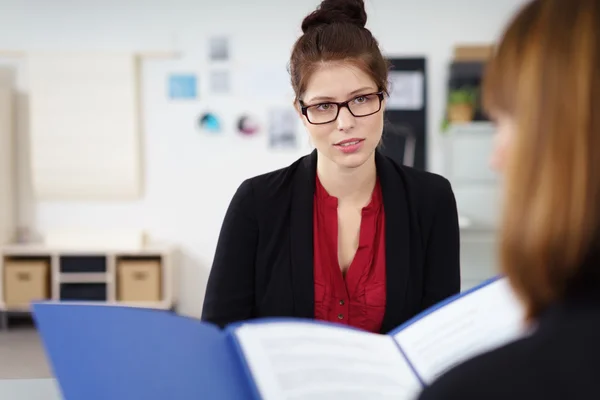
[
  {"xmin": 289, "ymin": 0, "xmax": 390, "ymax": 102},
  {"xmin": 483, "ymin": 0, "xmax": 600, "ymax": 320}
]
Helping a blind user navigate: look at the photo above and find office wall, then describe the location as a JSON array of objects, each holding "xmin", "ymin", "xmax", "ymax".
[{"xmin": 0, "ymin": 0, "xmax": 528, "ymax": 317}]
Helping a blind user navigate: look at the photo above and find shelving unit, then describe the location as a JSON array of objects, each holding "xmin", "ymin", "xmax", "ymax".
[{"xmin": 0, "ymin": 244, "xmax": 177, "ymax": 329}]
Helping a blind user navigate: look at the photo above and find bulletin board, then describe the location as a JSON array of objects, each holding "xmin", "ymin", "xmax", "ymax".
[{"xmin": 27, "ymin": 52, "xmax": 143, "ymax": 200}]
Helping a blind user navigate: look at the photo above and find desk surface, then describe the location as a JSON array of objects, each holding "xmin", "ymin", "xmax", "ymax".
[{"xmin": 0, "ymin": 378, "xmax": 61, "ymax": 400}]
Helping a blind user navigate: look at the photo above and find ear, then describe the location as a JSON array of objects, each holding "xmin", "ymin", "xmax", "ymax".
[
  {"xmin": 293, "ymin": 100, "xmax": 308, "ymax": 128},
  {"xmin": 293, "ymin": 99, "xmax": 302, "ymax": 117},
  {"xmin": 379, "ymin": 94, "xmax": 387, "ymax": 112}
]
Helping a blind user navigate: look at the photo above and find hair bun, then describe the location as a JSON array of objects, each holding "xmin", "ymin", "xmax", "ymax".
[{"xmin": 301, "ymin": 0, "xmax": 367, "ymax": 33}]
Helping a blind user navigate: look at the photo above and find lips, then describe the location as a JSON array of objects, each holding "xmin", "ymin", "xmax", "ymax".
[{"xmin": 335, "ymin": 138, "xmax": 364, "ymax": 147}]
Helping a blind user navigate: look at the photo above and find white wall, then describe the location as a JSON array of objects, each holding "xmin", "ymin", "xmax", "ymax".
[{"xmin": 0, "ymin": 0, "xmax": 527, "ymax": 318}]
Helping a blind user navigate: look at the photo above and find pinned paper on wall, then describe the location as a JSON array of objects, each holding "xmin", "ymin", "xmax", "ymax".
[
  {"xmin": 267, "ymin": 108, "xmax": 297, "ymax": 149},
  {"xmin": 209, "ymin": 69, "xmax": 230, "ymax": 94},
  {"xmin": 168, "ymin": 74, "xmax": 197, "ymax": 100},
  {"xmin": 198, "ymin": 112, "xmax": 222, "ymax": 133},
  {"xmin": 387, "ymin": 71, "xmax": 424, "ymax": 110},
  {"xmin": 237, "ymin": 115, "xmax": 260, "ymax": 136},
  {"xmin": 240, "ymin": 65, "xmax": 294, "ymax": 100},
  {"xmin": 209, "ymin": 36, "xmax": 229, "ymax": 61}
]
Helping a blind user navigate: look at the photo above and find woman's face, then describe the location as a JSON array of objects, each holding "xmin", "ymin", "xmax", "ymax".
[
  {"xmin": 298, "ymin": 62, "xmax": 385, "ymax": 170},
  {"xmin": 490, "ymin": 114, "xmax": 517, "ymax": 173}
]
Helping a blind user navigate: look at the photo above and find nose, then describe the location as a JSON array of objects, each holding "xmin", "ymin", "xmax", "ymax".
[{"xmin": 336, "ymin": 106, "xmax": 355, "ymax": 131}]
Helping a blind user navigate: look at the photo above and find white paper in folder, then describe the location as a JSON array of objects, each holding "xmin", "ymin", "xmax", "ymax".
[{"xmin": 27, "ymin": 52, "xmax": 142, "ymax": 200}]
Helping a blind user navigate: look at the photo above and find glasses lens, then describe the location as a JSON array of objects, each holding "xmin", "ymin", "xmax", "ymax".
[
  {"xmin": 348, "ymin": 93, "xmax": 381, "ymax": 116},
  {"xmin": 307, "ymin": 103, "xmax": 338, "ymax": 124}
]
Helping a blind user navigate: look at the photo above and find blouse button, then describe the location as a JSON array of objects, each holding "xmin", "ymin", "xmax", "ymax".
[
  {"xmin": 339, "ymin": 299, "xmax": 345, "ymax": 306},
  {"xmin": 338, "ymin": 313, "xmax": 344, "ymax": 320}
]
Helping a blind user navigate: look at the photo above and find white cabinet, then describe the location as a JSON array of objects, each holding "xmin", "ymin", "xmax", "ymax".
[
  {"xmin": 443, "ymin": 122, "xmax": 501, "ymax": 290},
  {"xmin": 0, "ymin": 244, "xmax": 178, "ymax": 316}
]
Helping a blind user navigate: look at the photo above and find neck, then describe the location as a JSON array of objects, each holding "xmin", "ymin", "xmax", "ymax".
[{"xmin": 316, "ymin": 151, "xmax": 377, "ymax": 206}]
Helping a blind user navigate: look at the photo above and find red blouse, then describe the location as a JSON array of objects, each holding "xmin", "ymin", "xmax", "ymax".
[{"xmin": 313, "ymin": 175, "xmax": 387, "ymax": 333}]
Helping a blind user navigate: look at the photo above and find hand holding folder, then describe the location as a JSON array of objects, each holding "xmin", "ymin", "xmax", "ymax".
[{"xmin": 32, "ymin": 276, "xmax": 527, "ymax": 400}]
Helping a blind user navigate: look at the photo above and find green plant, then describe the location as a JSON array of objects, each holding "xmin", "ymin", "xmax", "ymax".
[
  {"xmin": 441, "ymin": 117, "xmax": 450, "ymax": 132},
  {"xmin": 447, "ymin": 86, "xmax": 478, "ymax": 106},
  {"xmin": 440, "ymin": 86, "xmax": 480, "ymax": 133}
]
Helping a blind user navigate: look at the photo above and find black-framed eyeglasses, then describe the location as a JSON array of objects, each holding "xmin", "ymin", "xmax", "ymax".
[{"xmin": 299, "ymin": 91, "xmax": 385, "ymax": 125}]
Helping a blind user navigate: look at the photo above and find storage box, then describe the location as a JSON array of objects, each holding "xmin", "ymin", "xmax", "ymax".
[
  {"xmin": 117, "ymin": 259, "xmax": 161, "ymax": 302},
  {"xmin": 3, "ymin": 259, "xmax": 50, "ymax": 309},
  {"xmin": 453, "ymin": 45, "xmax": 495, "ymax": 61}
]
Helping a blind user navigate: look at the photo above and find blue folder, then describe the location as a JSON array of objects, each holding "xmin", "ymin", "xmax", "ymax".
[
  {"xmin": 32, "ymin": 276, "xmax": 516, "ymax": 400},
  {"xmin": 32, "ymin": 304, "xmax": 252, "ymax": 400}
]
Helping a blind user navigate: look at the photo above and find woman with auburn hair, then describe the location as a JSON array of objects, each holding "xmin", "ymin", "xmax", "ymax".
[
  {"xmin": 418, "ymin": 0, "xmax": 600, "ymax": 399},
  {"xmin": 202, "ymin": 0, "xmax": 460, "ymax": 335}
]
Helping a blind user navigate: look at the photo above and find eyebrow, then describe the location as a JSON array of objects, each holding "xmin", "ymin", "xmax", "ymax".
[{"xmin": 305, "ymin": 86, "xmax": 376, "ymax": 104}]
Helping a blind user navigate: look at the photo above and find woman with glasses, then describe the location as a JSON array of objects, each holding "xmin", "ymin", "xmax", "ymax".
[{"xmin": 201, "ymin": 0, "xmax": 461, "ymax": 334}]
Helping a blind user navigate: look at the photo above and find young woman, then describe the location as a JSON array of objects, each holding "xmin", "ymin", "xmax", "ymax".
[
  {"xmin": 201, "ymin": 0, "xmax": 461, "ymax": 335},
  {"xmin": 418, "ymin": 0, "xmax": 600, "ymax": 398}
]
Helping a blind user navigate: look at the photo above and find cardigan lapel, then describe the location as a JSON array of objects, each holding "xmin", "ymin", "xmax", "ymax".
[
  {"xmin": 288, "ymin": 149, "xmax": 411, "ymax": 330},
  {"xmin": 375, "ymin": 151, "xmax": 411, "ymax": 333},
  {"xmin": 289, "ymin": 150, "xmax": 318, "ymax": 319}
]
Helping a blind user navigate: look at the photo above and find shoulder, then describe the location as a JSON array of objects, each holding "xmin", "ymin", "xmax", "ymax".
[
  {"xmin": 229, "ymin": 154, "xmax": 309, "ymax": 207},
  {"xmin": 401, "ymin": 164, "xmax": 454, "ymax": 204},
  {"xmin": 378, "ymin": 153, "xmax": 456, "ymax": 214},
  {"xmin": 418, "ymin": 337, "xmax": 548, "ymax": 400},
  {"xmin": 245, "ymin": 156, "xmax": 306, "ymax": 192}
]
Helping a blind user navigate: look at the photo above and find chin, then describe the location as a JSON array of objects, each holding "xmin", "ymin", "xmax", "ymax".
[{"xmin": 333, "ymin": 151, "xmax": 373, "ymax": 169}]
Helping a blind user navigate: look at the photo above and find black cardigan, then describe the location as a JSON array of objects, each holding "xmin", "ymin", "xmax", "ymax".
[{"xmin": 201, "ymin": 150, "xmax": 461, "ymax": 334}]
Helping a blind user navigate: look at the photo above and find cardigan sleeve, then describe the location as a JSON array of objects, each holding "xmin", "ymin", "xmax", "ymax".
[
  {"xmin": 201, "ymin": 179, "xmax": 258, "ymax": 328},
  {"xmin": 421, "ymin": 177, "xmax": 461, "ymax": 310}
]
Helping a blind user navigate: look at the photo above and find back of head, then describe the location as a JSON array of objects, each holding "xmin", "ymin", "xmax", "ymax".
[
  {"xmin": 483, "ymin": 0, "xmax": 600, "ymax": 319},
  {"xmin": 289, "ymin": 0, "xmax": 390, "ymax": 101}
]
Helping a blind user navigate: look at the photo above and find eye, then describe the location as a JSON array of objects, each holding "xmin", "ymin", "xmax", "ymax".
[
  {"xmin": 354, "ymin": 95, "xmax": 368, "ymax": 104},
  {"xmin": 316, "ymin": 103, "xmax": 333, "ymax": 111}
]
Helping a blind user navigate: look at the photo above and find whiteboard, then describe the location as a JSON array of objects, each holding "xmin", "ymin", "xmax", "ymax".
[{"xmin": 27, "ymin": 52, "xmax": 142, "ymax": 200}]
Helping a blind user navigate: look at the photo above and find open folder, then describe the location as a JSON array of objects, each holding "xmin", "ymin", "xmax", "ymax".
[{"xmin": 32, "ymin": 276, "xmax": 527, "ymax": 400}]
